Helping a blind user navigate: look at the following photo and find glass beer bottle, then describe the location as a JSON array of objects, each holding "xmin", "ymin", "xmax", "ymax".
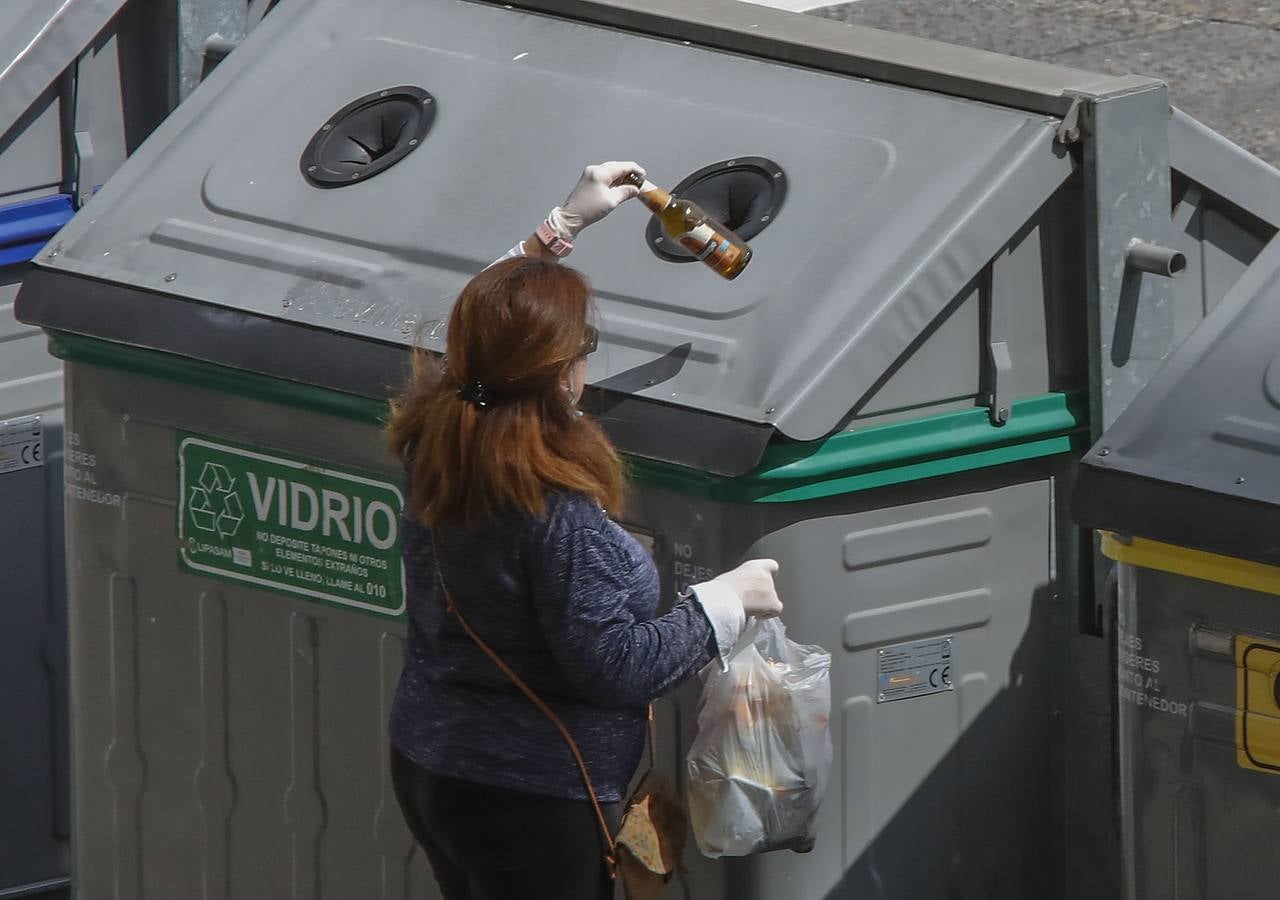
[{"xmin": 625, "ymin": 173, "xmax": 752, "ymax": 280}]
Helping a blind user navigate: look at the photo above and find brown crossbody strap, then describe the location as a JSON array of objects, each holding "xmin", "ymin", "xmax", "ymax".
[{"xmin": 433, "ymin": 532, "xmax": 656, "ymax": 875}]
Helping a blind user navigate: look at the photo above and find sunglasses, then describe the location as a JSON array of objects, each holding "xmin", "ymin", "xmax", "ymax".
[{"xmin": 579, "ymin": 324, "xmax": 598, "ymax": 358}]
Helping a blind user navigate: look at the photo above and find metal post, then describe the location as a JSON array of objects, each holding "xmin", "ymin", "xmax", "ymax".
[
  {"xmin": 1076, "ymin": 81, "xmax": 1196, "ymax": 900},
  {"xmin": 176, "ymin": 0, "xmax": 279, "ymax": 102},
  {"xmin": 176, "ymin": 0, "xmax": 248, "ymax": 100},
  {"xmin": 1081, "ymin": 84, "xmax": 1182, "ymax": 436}
]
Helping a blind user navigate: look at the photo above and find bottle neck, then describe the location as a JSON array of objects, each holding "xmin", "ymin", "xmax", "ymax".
[{"xmin": 636, "ymin": 179, "xmax": 672, "ymax": 213}]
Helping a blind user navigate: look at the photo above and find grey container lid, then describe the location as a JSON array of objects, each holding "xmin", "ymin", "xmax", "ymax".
[
  {"xmin": 17, "ymin": 0, "xmax": 1076, "ymax": 466},
  {"xmin": 0, "ymin": 0, "xmax": 129, "ymax": 142},
  {"xmin": 1073, "ymin": 234, "xmax": 1280, "ymax": 567}
]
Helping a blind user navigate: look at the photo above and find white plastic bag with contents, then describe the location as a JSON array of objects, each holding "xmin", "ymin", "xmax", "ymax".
[{"xmin": 686, "ymin": 617, "xmax": 832, "ymax": 858}]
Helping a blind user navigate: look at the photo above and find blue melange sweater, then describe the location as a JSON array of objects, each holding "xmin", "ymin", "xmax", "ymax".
[{"xmin": 390, "ymin": 491, "xmax": 716, "ymax": 802}]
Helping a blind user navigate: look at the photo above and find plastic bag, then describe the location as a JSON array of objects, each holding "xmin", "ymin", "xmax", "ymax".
[{"xmin": 686, "ymin": 617, "xmax": 832, "ymax": 858}]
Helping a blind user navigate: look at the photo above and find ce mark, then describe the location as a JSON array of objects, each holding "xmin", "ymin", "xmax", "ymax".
[
  {"xmin": 20, "ymin": 442, "xmax": 41, "ymax": 465},
  {"xmin": 928, "ymin": 665, "xmax": 952, "ymax": 689}
]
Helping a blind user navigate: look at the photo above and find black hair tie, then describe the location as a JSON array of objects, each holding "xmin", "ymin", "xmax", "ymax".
[{"xmin": 458, "ymin": 380, "xmax": 490, "ymax": 408}]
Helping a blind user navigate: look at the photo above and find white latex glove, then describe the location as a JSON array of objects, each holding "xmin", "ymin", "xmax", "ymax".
[
  {"xmin": 687, "ymin": 558, "xmax": 780, "ymax": 671},
  {"xmin": 713, "ymin": 559, "xmax": 783, "ymax": 618},
  {"xmin": 551, "ymin": 161, "xmax": 646, "ymax": 238}
]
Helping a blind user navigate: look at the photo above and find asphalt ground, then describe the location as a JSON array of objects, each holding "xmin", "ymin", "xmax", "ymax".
[{"xmin": 804, "ymin": 0, "xmax": 1280, "ymax": 167}]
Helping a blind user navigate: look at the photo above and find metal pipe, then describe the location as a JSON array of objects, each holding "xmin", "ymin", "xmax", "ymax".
[{"xmin": 1126, "ymin": 239, "xmax": 1187, "ymax": 278}]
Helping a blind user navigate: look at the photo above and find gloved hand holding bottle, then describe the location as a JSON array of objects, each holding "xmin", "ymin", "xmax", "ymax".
[
  {"xmin": 492, "ymin": 161, "xmax": 646, "ymax": 265},
  {"xmin": 556, "ymin": 161, "xmax": 648, "ymax": 235}
]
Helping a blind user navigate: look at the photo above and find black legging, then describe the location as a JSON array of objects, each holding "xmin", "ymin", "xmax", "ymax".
[{"xmin": 391, "ymin": 748, "xmax": 618, "ymax": 900}]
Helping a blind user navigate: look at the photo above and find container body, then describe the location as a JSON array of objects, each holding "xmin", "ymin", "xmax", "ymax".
[
  {"xmin": 1115, "ymin": 559, "xmax": 1280, "ymax": 900},
  {"xmin": 65, "ymin": 356, "xmax": 1058, "ymax": 899},
  {"xmin": 63, "ymin": 361, "xmax": 434, "ymax": 899}
]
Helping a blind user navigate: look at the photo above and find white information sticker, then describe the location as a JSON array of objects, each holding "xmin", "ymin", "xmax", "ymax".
[
  {"xmin": 877, "ymin": 635, "xmax": 953, "ymax": 703},
  {"xmin": 0, "ymin": 415, "xmax": 42, "ymax": 475}
]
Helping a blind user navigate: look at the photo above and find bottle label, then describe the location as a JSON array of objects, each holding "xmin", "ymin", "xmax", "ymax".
[{"xmin": 678, "ymin": 223, "xmax": 719, "ymax": 259}]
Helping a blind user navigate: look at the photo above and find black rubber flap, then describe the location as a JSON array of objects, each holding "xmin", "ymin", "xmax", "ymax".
[
  {"xmin": 1072, "ymin": 466, "xmax": 1280, "ymax": 568},
  {"xmin": 648, "ymin": 156, "xmax": 785, "ymax": 262},
  {"xmin": 14, "ymin": 268, "xmax": 774, "ymax": 477},
  {"xmin": 582, "ymin": 389, "xmax": 774, "ymax": 477},
  {"xmin": 301, "ymin": 86, "xmax": 435, "ymax": 187}
]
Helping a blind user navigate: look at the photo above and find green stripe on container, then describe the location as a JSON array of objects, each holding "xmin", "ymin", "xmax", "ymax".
[
  {"xmin": 627, "ymin": 392, "xmax": 1088, "ymax": 503},
  {"xmin": 48, "ymin": 330, "xmax": 1087, "ymax": 503}
]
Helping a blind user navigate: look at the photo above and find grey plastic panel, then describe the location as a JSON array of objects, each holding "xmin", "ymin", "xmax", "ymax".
[
  {"xmin": 0, "ymin": 90, "xmax": 63, "ymax": 201},
  {"xmin": 1164, "ymin": 106, "xmax": 1279, "ymax": 343},
  {"xmin": 1116, "ymin": 564, "xmax": 1280, "ymax": 900},
  {"xmin": 620, "ymin": 471, "xmax": 1055, "ymax": 899},
  {"xmin": 741, "ymin": 480, "xmax": 1052, "ymax": 899},
  {"xmin": 1201, "ymin": 210, "xmax": 1268, "ymax": 314},
  {"xmin": 1170, "ymin": 109, "xmax": 1280, "ymax": 231},
  {"xmin": 1168, "ymin": 186, "xmax": 1273, "ymax": 328},
  {"xmin": 31, "ymin": 0, "xmax": 1074, "ymax": 440},
  {"xmin": 819, "ymin": 197, "xmax": 1058, "ymax": 430},
  {"xmin": 850, "ymin": 278, "xmax": 981, "ymax": 421},
  {"xmin": 0, "ymin": 411, "xmax": 69, "ymax": 894},
  {"xmin": 1165, "ymin": 109, "xmax": 1280, "ymax": 334}
]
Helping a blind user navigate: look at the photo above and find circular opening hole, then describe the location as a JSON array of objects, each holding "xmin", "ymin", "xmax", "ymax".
[
  {"xmin": 302, "ymin": 86, "xmax": 435, "ymax": 188},
  {"xmin": 646, "ymin": 157, "xmax": 786, "ymax": 263},
  {"xmin": 1168, "ymin": 252, "xmax": 1188, "ymax": 277}
]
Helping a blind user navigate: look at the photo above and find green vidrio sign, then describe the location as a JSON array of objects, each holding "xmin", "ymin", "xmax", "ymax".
[{"xmin": 178, "ymin": 433, "xmax": 405, "ymax": 617}]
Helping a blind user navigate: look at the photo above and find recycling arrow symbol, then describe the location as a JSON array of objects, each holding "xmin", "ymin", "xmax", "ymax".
[{"xmin": 188, "ymin": 462, "xmax": 245, "ymax": 539}]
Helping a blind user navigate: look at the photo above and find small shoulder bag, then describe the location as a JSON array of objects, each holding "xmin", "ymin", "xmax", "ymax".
[{"xmin": 432, "ymin": 533, "xmax": 687, "ymax": 900}]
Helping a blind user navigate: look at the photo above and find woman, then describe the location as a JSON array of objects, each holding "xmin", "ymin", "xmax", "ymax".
[{"xmin": 386, "ymin": 162, "xmax": 783, "ymax": 900}]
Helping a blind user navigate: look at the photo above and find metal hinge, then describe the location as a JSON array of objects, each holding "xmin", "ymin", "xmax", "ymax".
[
  {"xmin": 201, "ymin": 34, "xmax": 241, "ymax": 81},
  {"xmin": 980, "ymin": 262, "xmax": 1012, "ymax": 426},
  {"xmin": 73, "ymin": 130, "xmax": 94, "ymax": 209},
  {"xmin": 1056, "ymin": 95, "xmax": 1084, "ymax": 145}
]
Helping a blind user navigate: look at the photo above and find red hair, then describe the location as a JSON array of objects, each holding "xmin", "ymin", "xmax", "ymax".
[{"xmin": 387, "ymin": 257, "xmax": 626, "ymax": 525}]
